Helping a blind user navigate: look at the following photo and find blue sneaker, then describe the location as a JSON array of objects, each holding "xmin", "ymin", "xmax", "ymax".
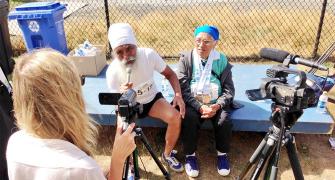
[
  {"xmin": 217, "ymin": 154, "xmax": 230, "ymax": 176},
  {"xmin": 162, "ymin": 150, "xmax": 184, "ymax": 172},
  {"xmin": 185, "ymin": 155, "xmax": 199, "ymax": 177}
]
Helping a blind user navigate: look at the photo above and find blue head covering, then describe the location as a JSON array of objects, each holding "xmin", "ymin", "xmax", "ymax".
[{"xmin": 194, "ymin": 25, "xmax": 219, "ymax": 40}]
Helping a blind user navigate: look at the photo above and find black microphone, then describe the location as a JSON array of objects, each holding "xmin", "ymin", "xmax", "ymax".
[
  {"xmin": 293, "ymin": 57, "xmax": 328, "ymax": 71},
  {"xmin": 260, "ymin": 48, "xmax": 328, "ymax": 71}
]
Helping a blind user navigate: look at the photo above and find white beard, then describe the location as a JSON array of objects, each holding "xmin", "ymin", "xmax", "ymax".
[{"xmin": 113, "ymin": 57, "xmax": 139, "ymax": 84}]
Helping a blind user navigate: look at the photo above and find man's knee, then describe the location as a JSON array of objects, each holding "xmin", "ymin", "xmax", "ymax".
[{"xmin": 165, "ymin": 108, "xmax": 181, "ymax": 126}]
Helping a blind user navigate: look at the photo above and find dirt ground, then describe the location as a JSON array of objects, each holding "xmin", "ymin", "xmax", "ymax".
[{"xmin": 93, "ymin": 125, "xmax": 335, "ymax": 180}]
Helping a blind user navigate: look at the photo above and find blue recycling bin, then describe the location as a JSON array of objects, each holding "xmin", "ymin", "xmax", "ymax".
[{"xmin": 8, "ymin": 2, "xmax": 68, "ymax": 54}]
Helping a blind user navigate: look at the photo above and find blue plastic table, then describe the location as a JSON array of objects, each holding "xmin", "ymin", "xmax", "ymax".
[{"xmin": 82, "ymin": 64, "xmax": 334, "ymax": 134}]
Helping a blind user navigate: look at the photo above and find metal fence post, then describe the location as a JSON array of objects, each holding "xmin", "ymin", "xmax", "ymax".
[
  {"xmin": 312, "ymin": 0, "xmax": 328, "ymax": 59},
  {"xmin": 104, "ymin": 0, "xmax": 111, "ymax": 58}
]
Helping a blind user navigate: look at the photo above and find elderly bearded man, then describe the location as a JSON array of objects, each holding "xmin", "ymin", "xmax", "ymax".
[{"xmin": 106, "ymin": 23, "xmax": 185, "ymax": 173}]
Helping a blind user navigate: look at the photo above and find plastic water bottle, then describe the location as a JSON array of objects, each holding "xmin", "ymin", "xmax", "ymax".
[
  {"xmin": 317, "ymin": 91, "xmax": 328, "ymax": 113},
  {"xmin": 161, "ymin": 78, "xmax": 169, "ymax": 97}
]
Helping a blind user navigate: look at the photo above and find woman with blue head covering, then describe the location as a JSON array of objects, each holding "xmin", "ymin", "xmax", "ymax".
[{"xmin": 177, "ymin": 25, "xmax": 235, "ymax": 177}]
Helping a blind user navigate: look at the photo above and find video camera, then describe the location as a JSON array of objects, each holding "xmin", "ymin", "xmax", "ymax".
[
  {"xmin": 99, "ymin": 89, "xmax": 171, "ymax": 179},
  {"xmin": 246, "ymin": 65, "xmax": 315, "ymax": 110},
  {"xmin": 99, "ymin": 89, "xmax": 142, "ymax": 124},
  {"xmin": 246, "ymin": 48, "xmax": 327, "ymax": 111},
  {"xmin": 244, "ymin": 48, "xmax": 330, "ymax": 128}
]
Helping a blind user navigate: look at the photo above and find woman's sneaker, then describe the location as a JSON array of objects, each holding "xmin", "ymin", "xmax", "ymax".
[
  {"xmin": 162, "ymin": 150, "xmax": 184, "ymax": 172},
  {"xmin": 185, "ymin": 155, "xmax": 199, "ymax": 177},
  {"xmin": 217, "ymin": 154, "xmax": 230, "ymax": 176}
]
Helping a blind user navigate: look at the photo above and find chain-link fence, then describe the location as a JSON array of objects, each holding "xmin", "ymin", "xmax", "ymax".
[{"xmin": 8, "ymin": 0, "xmax": 335, "ymax": 62}]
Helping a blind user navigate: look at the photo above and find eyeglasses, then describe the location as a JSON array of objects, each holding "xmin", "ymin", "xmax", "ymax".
[{"xmin": 195, "ymin": 39, "xmax": 214, "ymax": 46}]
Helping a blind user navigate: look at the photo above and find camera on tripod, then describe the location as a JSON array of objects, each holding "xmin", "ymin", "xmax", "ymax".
[
  {"xmin": 245, "ymin": 48, "xmax": 329, "ymax": 111},
  {"xmin": 237, "ymin": 47, "xmax": 329, "ymax": 180},
  {"xmin": 246, "ymin": 65, "xmax": 315, "ymax": 110},
  {"xmin": 99, "ymin": 89, "xmax": 171, "ymax": 179},
  {"xmin": 99, "ymin": 89, "xmax": 142, "ymax": 124}
]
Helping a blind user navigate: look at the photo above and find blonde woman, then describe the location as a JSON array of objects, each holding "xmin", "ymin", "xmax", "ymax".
[{"xmin": 6, "ymin": 49, "xmax": 136, "ymax": 180}]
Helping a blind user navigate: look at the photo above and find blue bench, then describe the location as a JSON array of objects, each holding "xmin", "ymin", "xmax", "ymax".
[{"xmin": 82, "ymin": 64, "xmax": 334, "ymax": 134}]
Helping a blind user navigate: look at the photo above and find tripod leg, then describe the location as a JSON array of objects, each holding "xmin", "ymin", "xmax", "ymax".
[
  {"xmin": 285, "ymin": 134, "xmax": 304, "ymax": 180},
  {"xmin": 238, "ymin": 135, "xmax": 268, "ymax": 180},
  {"xmin": 122, "ymin": 156, "xmax": 130, "ymax": 180},
  {"xmin": 250, "ymin": 141, "xmax": 276, "ymax": 180},
  {"xmin": 132, "ymin": 149, "xmax": 140, "ymax": 179},
  {"xmin": 135, "ymin": 128, "xmax": 171, "ymax": 180},
  {"xmin": 266, "ymin": 115, "xmax": 286, "ymax": 180},
  {"xmin": 264, "ymin": 147, "xmax": 277, "ymax": 180}
]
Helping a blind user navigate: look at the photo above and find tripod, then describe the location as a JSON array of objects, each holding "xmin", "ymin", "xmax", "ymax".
[
  {"xmin": 101, "ymin": 90, "xmax": 171, "ymax": 179},
  {"xmin": 238, "ymin": 104, "xmax": 304, "ymax": 180},
  {"xmin": 122, "ymin": 127, "xmax": 171, "ymax": 180}
]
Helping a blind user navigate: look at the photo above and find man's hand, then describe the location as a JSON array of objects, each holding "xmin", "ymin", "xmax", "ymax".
[
  {"xmin": 160, "ymin": 66, "xmax": 185, "ymax": 118},
  {"xmin": 120, "ymin": 82, "xmax": 133, "ymax": 93},
  {"xmin": 172, "ymin": 93, "xmax": 185, "ymax": 118}
]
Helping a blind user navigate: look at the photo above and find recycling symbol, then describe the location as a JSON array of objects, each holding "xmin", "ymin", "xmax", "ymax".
[{"xmin": 28, "ymin": 21, "xmax": 40, "ymax": 33}]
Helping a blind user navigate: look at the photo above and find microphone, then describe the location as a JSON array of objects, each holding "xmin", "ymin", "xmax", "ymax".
[
  {"xmin": 125, "ymin": 56, "xmax": 135, "ymax": 83},
  {"xmin": 123, "ymin": 59, "xmax": 134, "ymax": 131},
  {"xmin": 260, "ymin": 48, "xmax": 328, "ymax": 71},
  {"xmin": 126, "ymin": 66, "xmax": 132, "ymax": 83}
]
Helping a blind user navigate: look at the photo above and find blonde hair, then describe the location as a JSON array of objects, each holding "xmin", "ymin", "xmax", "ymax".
[{"xmin": 12, "ymin": 49, "xmax": 98, "ymax": 156}]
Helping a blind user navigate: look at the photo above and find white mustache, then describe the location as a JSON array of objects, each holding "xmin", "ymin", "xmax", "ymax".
[{"xmin": 121, "ymin": 56, "xmax": 136, "ymax": 65}]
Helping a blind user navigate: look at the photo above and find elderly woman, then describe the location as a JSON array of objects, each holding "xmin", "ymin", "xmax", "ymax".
[
  {"xmin": 6, "ymin": 49, "xmax": 136, "ymax": 180},
  {"xmin": 177, "ymin": 25, "xmax": 235, "ymax": 177}
]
